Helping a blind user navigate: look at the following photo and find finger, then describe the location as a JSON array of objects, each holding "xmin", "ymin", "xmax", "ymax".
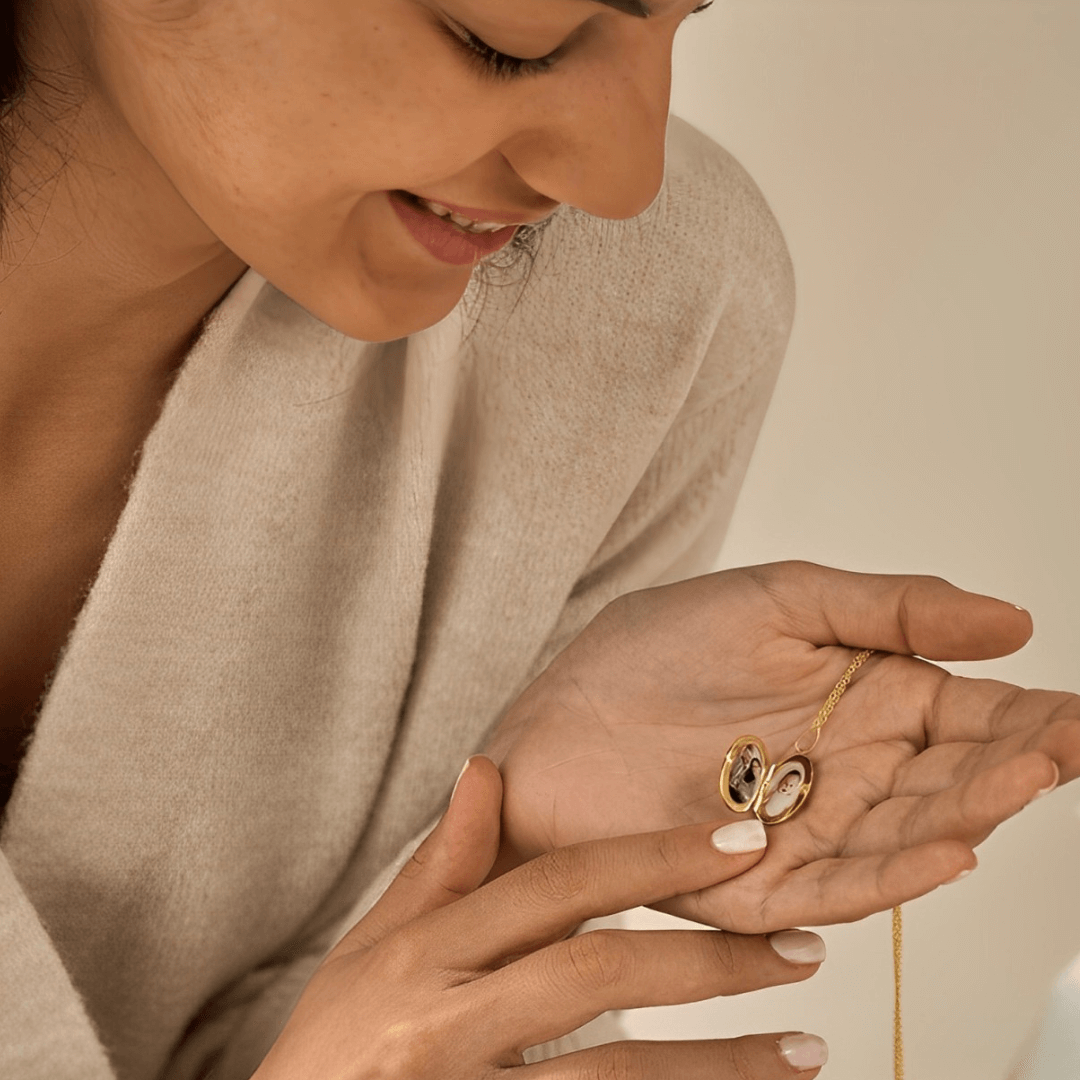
[
  {"xmin": 509, "ymin": 1034, "xmax": 828, "ymax": 1079},
  {"xmin": 479, "ymin": 927, "xmax": 823, "ymax": 1049},
  {"xmin": 852, "ymin": 749, "xmax": 1057, "ymax": 854},
  {"xmin": 416, "ymin": 818, "xmax": 770, "ymax": 969},
  {"xmin": 748, "ymin": 561, "xmax": 1033, "ymax": 660},
  {"xmin": 655, "ymin": 838, "xmax": 975, "ymax": 933},
  {"xmin": 918, "ymin": 675, "xmax": 1080, "ymax": 782},
  {"xmin": 343, "ymin": 755, "xmax": 503, "ymax": 952}
]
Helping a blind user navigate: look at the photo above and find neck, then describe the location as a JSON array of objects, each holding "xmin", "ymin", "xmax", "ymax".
[{"xmin": 0, "ymin": 5, "xmax": 248, "ymax": 442}]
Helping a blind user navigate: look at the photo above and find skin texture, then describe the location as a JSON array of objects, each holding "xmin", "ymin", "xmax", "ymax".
[
  {"xmin": 252, "ymin": 755, "xmax": 828, "ymax": 1080},
  {"xmin": 0, "ymin": 0, "xmax": 706, "ymax": 795},
  {"xmin": 2, "ymin": 0, "xmax": 701, "ymax": 361},
  {"xmin": 484, "ymin": 561, "xmax": 1080, "ymax": 933},
  {"xmin": 4, "ymin": 5, "xmax": 1070, "ymax": 1070}
]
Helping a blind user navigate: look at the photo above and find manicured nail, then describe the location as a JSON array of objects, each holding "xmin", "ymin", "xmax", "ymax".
[
  {"xmin": 450, "ymin": 758, "xmax": 473, "ymax": 802},
  {"xmin": 710, "ymin": 819, "xmax": 767, "ymax": 854},
  {"xmin": 778, "ymin": 1033, "xmax": 829, "ymax": 1069},
  {"xmin": 1034, "ymin": 763, "xmax": 1060, "ymax": 801},
  {"xmin": 769, "ymin": 930, "xmax": 827, "ymax": 964},
  {"xmin": 945, "ymin": 867, "xmax": 973, "ymax": 885}
]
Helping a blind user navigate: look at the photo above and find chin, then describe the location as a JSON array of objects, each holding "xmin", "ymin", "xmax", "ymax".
[{"xmin": 275, "ymin": 262, "xmax": 472, "ymax": 344}]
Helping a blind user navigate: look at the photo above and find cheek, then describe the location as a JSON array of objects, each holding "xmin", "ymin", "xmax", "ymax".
[{"xmin": 103, "ymin": 6, "xmax": 497, "ymax": 227}]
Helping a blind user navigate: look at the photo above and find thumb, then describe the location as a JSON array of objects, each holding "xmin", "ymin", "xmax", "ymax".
[
  {"xmin": 340, "ymin": 755, "xmax": 503, "ymax": 952},
  {"xmin": 756, "ymin": 561, "xmax": 1033, "ymax": 661}
]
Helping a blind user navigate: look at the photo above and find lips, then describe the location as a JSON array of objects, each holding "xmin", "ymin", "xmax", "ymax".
[
  {"xmin": 387, "ymin": 189, "xmax": 520, "ymax": 266},
  {"xmin": 397, "ymin": 191, "xmax": 504, "ymax": 233},
  {"xmin": 398, "ymin": 189, "xmax": 554, "ymax": 228}
]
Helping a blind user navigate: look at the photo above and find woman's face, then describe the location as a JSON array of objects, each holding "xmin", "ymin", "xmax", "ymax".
[{"xmin": 48, "ymin": 0, "xmax": 708, "ymax": 341}]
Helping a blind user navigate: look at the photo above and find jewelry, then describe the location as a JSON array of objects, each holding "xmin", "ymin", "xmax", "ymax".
[
  {"xmin": 717, "ymin": 648, "xmax": 875, "ymax": 825},
  {"xmin": 717, "ymin": 648, "xmax": 902, "ymax": 1071},
  {"xmin": 714, "ymin": 649, "xmax": 904, "ymax": 1076},
  {"xmin": 893, "ymin": 904, "xmax": 904, "ymax": 1079}
]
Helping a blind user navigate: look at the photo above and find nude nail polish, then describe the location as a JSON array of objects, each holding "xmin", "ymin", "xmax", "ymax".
[
  {"xmin": 710, "ymin": 820, "xmax": 767, "ymax": 854},
  {"xmin": 778, "ymin": 1033, "xmax": 828, "ymax": 1069},
  {"xmin": 450, "ymin": 758, "xmax": 472, "ymax": 802},
  {"xmin": 769, "ymin": 930, "xmax": 827, "ymax": 964}
]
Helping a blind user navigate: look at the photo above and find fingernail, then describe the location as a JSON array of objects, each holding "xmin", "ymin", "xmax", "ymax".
[
  {"xmin": 778, "ymin": 1033, "xmax": 829, "ymax": 1069},
  {"xmin": 1034, "ymin": 763, "xmax": 1060, "ymax": 801},
  {"xmin": 450, "ymin": 758, "xmax": 473, "ymax": 802},
  {"xmin": 710, "ymin": 819, "xmax": 767, "ymax": 854},
  {"xmin": 945, "ymin": 867, "xmax": 973, "ymax": 885},
  {"xmin": 1014, "ymin": 604, "xmax": 1028, "ymax": 612},
  {"xmin": 769, "ymin": 930, "xmax": 827, "ymax": 964}
]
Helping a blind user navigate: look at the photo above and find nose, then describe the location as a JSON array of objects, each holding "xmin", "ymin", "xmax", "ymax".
[{"xmin": 500, "ymin": 25, "xmax": 675, "ymax": 222}]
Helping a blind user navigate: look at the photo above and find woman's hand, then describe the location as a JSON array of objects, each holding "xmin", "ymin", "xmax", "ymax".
[
  {"xmin": 485, "ymin": 561, "xmax": 1080, "ymax": 934},
  {"xmin": 253, "ymin": 755, "xmax": 830, "ymax": 1080}
]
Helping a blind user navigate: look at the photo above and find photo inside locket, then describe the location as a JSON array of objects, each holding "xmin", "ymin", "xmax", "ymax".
[{"xmin": 727, "ymin": 742, "xmax": 765, "ymax": 805}]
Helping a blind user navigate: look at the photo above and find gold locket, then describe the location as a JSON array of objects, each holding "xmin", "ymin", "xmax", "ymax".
[{"xmin": 717, "ymin": 735, "xmax": 813, "ymax": 825}]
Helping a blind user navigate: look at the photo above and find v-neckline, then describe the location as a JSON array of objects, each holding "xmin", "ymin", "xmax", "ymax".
[{"xmin": 0, "ymin": 266, "xmax": 269, "ymax": 840}]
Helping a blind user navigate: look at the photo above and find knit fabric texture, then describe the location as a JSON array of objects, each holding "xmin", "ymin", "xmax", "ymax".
[{"xmin": 0, "ymin": 114, "xmax": 796, "ymax": 1080}]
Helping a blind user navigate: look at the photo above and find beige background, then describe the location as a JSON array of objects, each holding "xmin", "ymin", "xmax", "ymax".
[{"xmin": 617, "ymin": 3, "xmax": 1080, "ymax": 1078}]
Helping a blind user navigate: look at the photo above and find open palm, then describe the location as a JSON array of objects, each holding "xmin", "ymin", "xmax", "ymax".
[{"xmin": 485, "ymin": 561, "xmax": 1080, "ymax": 934}]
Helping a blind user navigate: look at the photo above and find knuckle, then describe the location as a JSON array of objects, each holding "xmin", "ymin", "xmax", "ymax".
[
  {"xmin": 705, "ymin": 931, "xmax": 739, "ymax": 981},
  {"xmin": 374, "ymin": 927, "xmax": 428, "ymax": 977},
  {"xmin": 523, "ymin": 846, "xmax": 590, "ymax": 906},
  {"xmin": 562, "ymin": 930, "xmax": 629, "ymax": 994},
  {"xmin": 397, "ymin": 848, "xmax": 430, "ymax": 883},
  {"xmin": 652, "ymin": 829, "xmax": 682, "ymax": 876},
  {"xmin": 592, "ymin": 1041, "xmax": 647, "ymax": 1080},
  {"xmin": 365, "ymin": 1012, "xmax": 445, "ymax": 1078},
  {"xmin": 721, "ymin": 1038, "xmax": 758, "ymax": 1080}
]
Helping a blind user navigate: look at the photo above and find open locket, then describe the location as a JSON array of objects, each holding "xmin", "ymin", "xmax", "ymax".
[{"xmin": 718, "ymin": 736, "xmax": 813, "ymax": 825}]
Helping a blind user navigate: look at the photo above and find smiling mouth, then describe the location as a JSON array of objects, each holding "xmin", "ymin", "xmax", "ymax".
[{"xmin": 394, "ymin": 189, "xmax": 510, "ymax": 234}]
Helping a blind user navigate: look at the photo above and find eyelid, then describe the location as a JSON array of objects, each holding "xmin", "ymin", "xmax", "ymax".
[
  {"xmin": 442, "ymin": 12, "xmax": 559, "ymax": 63},
  {"xmin": 437, "ymin": 0, "xmax": 715, "ymax": 82}
]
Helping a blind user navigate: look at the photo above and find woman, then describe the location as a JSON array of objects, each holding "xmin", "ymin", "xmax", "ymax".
[{"xmin": 2, "ymin": 2, "xmax": 1078, "ymax": 1078}]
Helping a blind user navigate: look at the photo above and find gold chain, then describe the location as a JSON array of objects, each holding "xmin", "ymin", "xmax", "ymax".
[
  {"xmin": 792, "ymin": 648, "xmax": 875, "ymax": 755},
  {"xmin": 893, "ymin": 904, "xmax": 904, "ymax": 1079},
  {"xmin": 789, "ymin": 649, "xmax": 903, "ymax": 1074}
]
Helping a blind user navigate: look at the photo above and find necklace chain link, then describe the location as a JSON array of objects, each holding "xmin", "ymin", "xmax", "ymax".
[
  {"xmin": 788, "ymin": 648, "xmax": 902, "ymax": 1075},
  {"xmin": 792, "ymin": 648, "xmax": 875, "ymax": 755}
]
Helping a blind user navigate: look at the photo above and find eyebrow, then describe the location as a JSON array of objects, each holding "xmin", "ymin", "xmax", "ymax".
[{"xmin": 589, "ymin": 0, "xmax": 652, "ymax": 17}]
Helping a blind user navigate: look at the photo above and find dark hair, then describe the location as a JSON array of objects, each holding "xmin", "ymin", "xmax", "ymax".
[
  {"xmin": 0, "ymin": 0, "xmax": 89, "ymax": 263},
  {"xmin": 0, "ymin": 0, "xmax": 30, "ymax": 248},
  {"xmin": 459, "ymin": 215, "xmax": 554, "ymax": 346}
]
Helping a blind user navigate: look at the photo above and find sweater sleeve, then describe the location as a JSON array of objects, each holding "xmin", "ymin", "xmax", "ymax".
[
  {"xmin": 182, "ymin": 238, "xmax": 795, "ymax": 1076},
  {"xmin": 0, "ymin": 123, "xmax": 794, "ymax": 1080},
  {"xmin": 0, "ymin": 854, "xmax": 116, "ymax": 1080},
  {"xmin": 522, "ymin": 185, "xmax": 794, "ymax": 682},
  {"xmin": 151, "ymin": 820, "xmax": 628, "ymax": 1080}
]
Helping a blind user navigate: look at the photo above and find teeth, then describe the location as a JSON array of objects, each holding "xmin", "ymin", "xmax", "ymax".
[
  {"xmin": 420, "ymin": 199, "xmax": 453, "ymax": 218},
  {"xmin": 417, "ymin": 196, "xmax": 510, "ymax": 234}
]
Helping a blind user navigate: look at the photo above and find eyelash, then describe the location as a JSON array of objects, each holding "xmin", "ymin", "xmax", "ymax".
[{"xmin": 446, "ymin": 1, "xmax": 716, "ymax": 84}]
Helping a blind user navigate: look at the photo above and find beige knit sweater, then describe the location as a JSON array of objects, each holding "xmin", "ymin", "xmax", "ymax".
[{"xmin": 0, "ymin": 114, "xmax": 795, "ymax": 1080}]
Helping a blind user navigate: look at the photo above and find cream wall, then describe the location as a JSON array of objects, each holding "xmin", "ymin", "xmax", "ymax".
[{"xmin": 619, "ymin": 3, "xmax": 1080, "ymax": 1078}]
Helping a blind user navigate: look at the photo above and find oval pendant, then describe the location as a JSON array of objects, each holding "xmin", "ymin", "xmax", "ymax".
[
  {"xmin": 754, "ymin": 754, "xmax": 813, "ymax": 825},
  {"xmin": 718, "ymin": 736, "xmax": 815, "ymax": 825},
  {"xmin": 718, "ymin": 735, "xmax": 769, "ymax": 814}
]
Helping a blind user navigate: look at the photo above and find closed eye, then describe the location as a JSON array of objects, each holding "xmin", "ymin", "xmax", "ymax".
[{"xmin": 442, "ymin": 0, "xmax": 716, "ymax": 84}]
